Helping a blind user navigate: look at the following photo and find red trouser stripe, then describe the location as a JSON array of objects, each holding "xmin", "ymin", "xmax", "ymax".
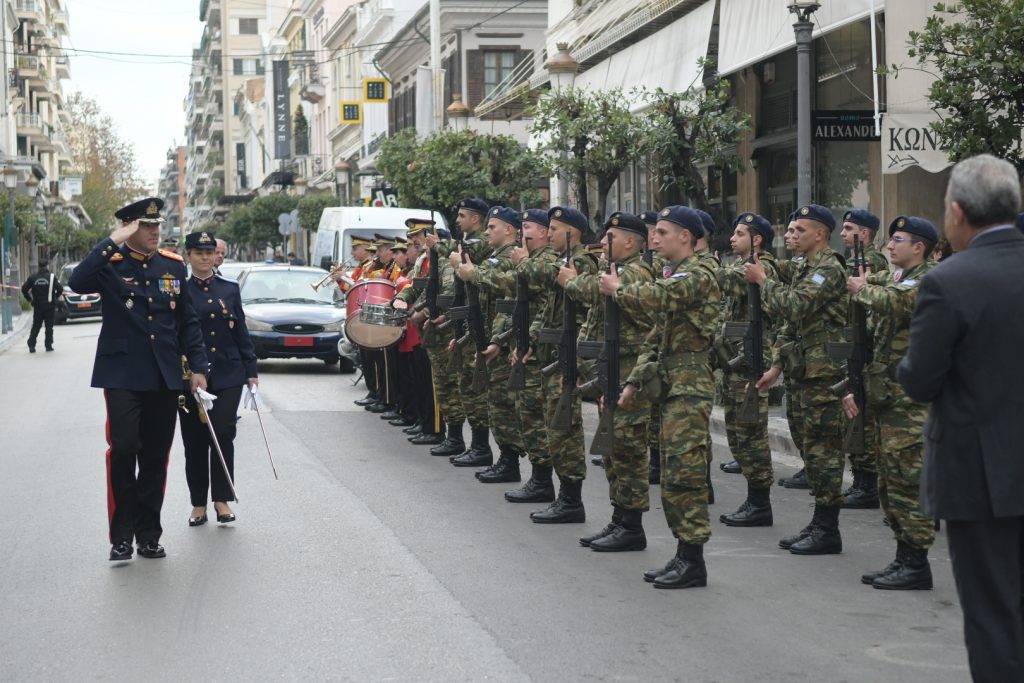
[{"xmin": 103, "ymin": 389, "xmax": 115, "ymax": 543}]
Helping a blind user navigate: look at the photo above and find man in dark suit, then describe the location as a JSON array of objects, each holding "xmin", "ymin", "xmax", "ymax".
[
  {"xmin": 897, "ymin": 153, "xmax": 1024, "ymax": 682},
  {"xmin": 70, "ymin": 198, "xmax": 209, "ymax": 562}
]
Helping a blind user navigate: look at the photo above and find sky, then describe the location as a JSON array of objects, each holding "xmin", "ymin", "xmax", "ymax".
[{"xmin": 62, "ymin": 0, "xmax": 203, "ymax": 190}]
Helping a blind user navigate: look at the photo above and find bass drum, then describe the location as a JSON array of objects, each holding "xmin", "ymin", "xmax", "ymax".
[{"xmin": 344, "ymin": 279, "xmax": 401, "ymax": 349}]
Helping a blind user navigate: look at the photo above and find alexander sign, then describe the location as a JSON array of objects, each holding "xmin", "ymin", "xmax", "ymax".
[{"xmin": 813, "ymin": 110, "xmax": 880, "ymax": 142}]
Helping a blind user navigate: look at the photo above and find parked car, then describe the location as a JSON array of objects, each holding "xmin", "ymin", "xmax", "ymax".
[
  {"xmin": 238, "ymin": 265, "xmax": 354, "ymax": 372},
  {"xmin": 218, "ymin": 260, "xmax": 262, "ymax": 280},
  {"xmin": 55, "ymin": 262, "xmax": 101, "ymax": 324}
]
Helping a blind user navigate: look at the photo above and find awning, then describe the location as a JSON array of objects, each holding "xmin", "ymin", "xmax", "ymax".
[
  {"xmin": 718, "ymin": 0, "xmax": 886, "ymax": 76},
  {"xmin": 574, "ymin": 0, "xmax": 715, "ymax": 107}
]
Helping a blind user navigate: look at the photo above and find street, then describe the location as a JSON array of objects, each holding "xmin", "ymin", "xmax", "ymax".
[{"xmin": 0, "ymin": 320, "xmax": 969, "ymax": 682}]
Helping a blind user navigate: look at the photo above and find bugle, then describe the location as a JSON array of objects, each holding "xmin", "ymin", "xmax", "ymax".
[{"xmin": 311, "ymin": 257, "xmax": 354, "ymax": 292}]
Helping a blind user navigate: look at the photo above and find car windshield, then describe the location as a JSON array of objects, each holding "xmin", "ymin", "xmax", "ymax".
[
  {"xmin": 59, "ymin": 265, "xmax": 75, "ymax": 286},
  {"xmin": 240, "ymin": 269, "xmax": 337, "ymax": 305},
  {"xmin": 219, "ymin": 262, "xmax": 254, "ymax": 280}
]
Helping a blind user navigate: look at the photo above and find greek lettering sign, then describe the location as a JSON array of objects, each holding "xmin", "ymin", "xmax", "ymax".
[
  {"xmin": 813, "ymin": 110, "xmax": 880, "ymax": 142},
  {"xmin": 882, "ymin": 112, "xmax": 953, "ymax": 175},
  {"xmin": 272, "ymin": 60, "xmax": 291, "ymax": 159}
]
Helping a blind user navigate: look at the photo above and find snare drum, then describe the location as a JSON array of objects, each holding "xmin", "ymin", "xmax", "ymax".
[
  {"xmin": 345, "ymin": 280, "xmax": 402, "ymax": 349},
  {"xmin": 360, "ymin": 302, "xmax": 403, "ymax": 326}
]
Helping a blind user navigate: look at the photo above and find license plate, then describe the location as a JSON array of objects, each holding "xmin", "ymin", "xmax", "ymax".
[
  {"xmin": 283, "ymin": 336, "xmax": 314, "ymax": 347},
  {"xmin": 77, "ymin": 303, "xmax": 91, "ymax": 308}
]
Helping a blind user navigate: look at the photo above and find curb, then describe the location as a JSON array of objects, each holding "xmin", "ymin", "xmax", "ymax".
[{"xmin": 0, "ymin": 312, "xmax": 31, "ymax": 356}]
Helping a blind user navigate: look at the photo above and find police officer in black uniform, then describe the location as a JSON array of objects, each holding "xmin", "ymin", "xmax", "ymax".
[
  {"xmin": 179, "ymin": 230, "xmax": 258, "ymax": 526},
  {"xmin": 21, "ymin": 259, "xmax": 63, "ymax": 352},
  {"xmin": 69, "ymin": 197, "xmax": 208, "ymax": 561}
]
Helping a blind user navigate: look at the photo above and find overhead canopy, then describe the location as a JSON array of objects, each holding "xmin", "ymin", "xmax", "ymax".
[
  {"xmin": 574, "ymin": 0, "xmax": 716, "ymax": 107},
  {"xmin": 718, "ymin": 0, "xmax": 886, "ymax": 75}
]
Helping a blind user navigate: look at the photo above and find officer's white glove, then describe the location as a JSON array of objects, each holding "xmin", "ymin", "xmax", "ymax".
[
  {"xmin": 194, "ymin": 388, "xmax": 217, "ymax": 412},
  {"xmin": 244, "ymin": 386, "xmax": 263, "ymax": 411}
]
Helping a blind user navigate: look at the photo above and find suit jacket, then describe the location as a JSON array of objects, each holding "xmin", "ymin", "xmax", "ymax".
[
  {"xmin": 897, "ymin": 226, "xmax": 1024, "ymax": 520},
  {"xmin": 21, "ymin": 269, "xmax": 62, "ymax": 310},
  {"xmin": 69, "ymin": 237, "xmax": 209, "ymax": 391},
  {"xmin": 186, "ymin": 274, "xmax": 258, "ymax": 390}
]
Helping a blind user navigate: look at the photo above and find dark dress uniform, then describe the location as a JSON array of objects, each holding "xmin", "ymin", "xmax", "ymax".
[
  {"xmin": 178, "ymin": 234, "xmax": 257, "ymax": 512},
  {"xmin": 69, "ymin": 198, "xmax": 208, "ymax": 559},
  {"xmin": 21, "ymin": 264, "xmax": 63, "ymax": 351}
]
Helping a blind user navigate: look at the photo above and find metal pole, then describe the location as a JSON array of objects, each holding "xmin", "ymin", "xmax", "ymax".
[
  {"xmin": 29, "ymin": 207, "xmax": 38, "ymax": 275},
  {"xmin": 429, "ymin": 0, "xmax": 443, "ymax": 132},
  {"xmin": 794, "ymin": 17, "xmax": 813, "ymax": 207},
  {"xmin": 2, "ymin": 185, "xmax": 15, "ymax": 332}
]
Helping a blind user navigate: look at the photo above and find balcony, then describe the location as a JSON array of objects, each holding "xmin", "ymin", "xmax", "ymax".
[
  {"xmin": 52, "ymin": 10, "xmax": 69, "ymax": 33},
  {"xmin": 300, "ymin": 80, "xmax": 326, "ymax": 104},
  {"xmin": 16, "ymin": 112, "xmax": 43, "ymax": 133},
  {"xmin": 15, "ymin": 0, "xmax": 41, "ymax": 23},
  {"xmin": 16, "ymin": 54, "xmax": 40, "ymax": 78},
  {"xmin": 55, "ymin": 56, "xmax": 70, "ymax": 80}
]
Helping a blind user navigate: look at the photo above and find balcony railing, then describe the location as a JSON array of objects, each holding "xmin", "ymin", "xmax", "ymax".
[{"xmin": 16, "ymin": 112, "xmax": 43, "ymax": 130}]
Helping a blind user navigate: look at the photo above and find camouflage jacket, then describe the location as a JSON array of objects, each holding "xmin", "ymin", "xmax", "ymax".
[
  {"xmin": 529, "ymin": 244, "xmax": 597, "ymax": 362},
  {"xmin": 716, "ymin": 251, "xmax": 779, "ymax": 376},
  {"xmin": 485, "ymin": 244, "xmax": 559, "ymax": 349},
  {"xmin": 762, "ymin": 246, "xmax": 847, "ymax": 381},
  {"xmin": 465, "ymin": 241, "xmax": 516, "ymax": 341},
  {"xmin": 618, "ymin": 253, "xmax": 720, "ymax": 401}
]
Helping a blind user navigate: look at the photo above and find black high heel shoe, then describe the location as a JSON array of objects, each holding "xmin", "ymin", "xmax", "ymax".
[
  {"xmin": 189, "ymin": 508, "xmax": 208, "ymax": 527},
  {"xmin": 214, "ymin": 503, "xmax": 236, "ymax": 524}
]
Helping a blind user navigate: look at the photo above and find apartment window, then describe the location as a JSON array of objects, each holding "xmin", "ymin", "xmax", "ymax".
[
  {"xmin": 483, "ymin": 51, "xmax": 516, "ymax": 98},
  {"xmin": 233, "ymin": 59, "xmax": 244, "ymax": 75},
  {"xmin": 232, "ymin": 59, "xmax": 263, "ymax": 75},
  {"xmin": 239, "ymin": 18, "xmax": 259, "ymax": 35}
]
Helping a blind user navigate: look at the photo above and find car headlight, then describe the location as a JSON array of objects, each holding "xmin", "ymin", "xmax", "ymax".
[
  {"xmin": 323, "ymin": 319, "xmax": 346, "ymax": 333},
  {"xmin": 246, "ymin": 317, "xmax": 273, "ymax": 332}
]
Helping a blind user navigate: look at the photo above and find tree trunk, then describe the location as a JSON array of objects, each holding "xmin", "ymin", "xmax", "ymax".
[{"xmin": 596, "ymin": 174, "xmax": 616, "ymax": 232}]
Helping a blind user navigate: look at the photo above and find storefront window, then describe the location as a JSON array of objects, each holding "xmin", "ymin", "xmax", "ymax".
[
  {"xmin": 816, "ymin": 141, "xmax": 870, "ymax": 212},
  {"xmin": 815, "ymin": 19, "xmax": 878, "ymax": 111}
]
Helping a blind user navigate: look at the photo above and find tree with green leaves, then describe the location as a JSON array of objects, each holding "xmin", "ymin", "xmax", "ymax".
[
  {"xmin": 377, "ymin": 128, "xmax": 542, "ymax": 227},
  {"xmin": 247, "ymin": 194, "xmax": 299, "ymax": 247},
  {"xmin": 904, "ymin": 0, "xmax": 1024, "ymax": 175},
  {"xmin": 529, "ymin": 88, "xmax": 648, "ymax": 228},
  {"xmin": 639, "ymin": 73, "xmax": 750, "ymax": 232},
  {"xmin": 297, "ymin": 192, "xmax": 340, "ymax": 232}
]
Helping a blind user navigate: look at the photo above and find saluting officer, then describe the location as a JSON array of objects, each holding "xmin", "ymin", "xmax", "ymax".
[
  {"xmin": 179, "ymin": 230, "xmax": 258, "ymax": 527},
  {"xmin": 69, "ymin": 197, "xmax": 208, "ymax": 561}
]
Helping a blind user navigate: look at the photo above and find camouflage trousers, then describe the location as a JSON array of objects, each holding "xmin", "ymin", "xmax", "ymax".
[
  {"xmin": 513, "ymin": 360, "xmax": 549, "ymax": 465},
  {"xmin": 543, "ymin": 372, "xmax": 586, "ymax": 480},
  {"xmin": 458, "ymin": 348, "xmax": 490, "ymax": 430},
  {"xmin": 647, "ymin": 405, "xmax": 661, "ymax": 450},
  {"xmin": 784, "ymin": 378, "xmax": 806, "ymax": 460},
  {"xmin": 846, "ymin": 405, "xmax": 879, "ymax": 475},
  {"xmin": 604, "ymin": 411, "xmax": 650, "ymax": 512},
  {"xmin": 876, "ymin": 401, "xmax": 935, "ymax": 550},
  {"xmin": 723, "ymin": 376, "xmax": 773, "ymax": 490},
  {"xmin": 486, "ymin": 350, "xmax": 523, "ymax": 451},
  {"xmin": 425, "ymin": 333, "xmax": 462, "ymax": 425},
  {"xmin": 660, "ymin": 394, "xmax": 712, "ymax": 544},
  {"xmin": 797, "ymin": 377, "xmax": 846, "ymax": 506}
]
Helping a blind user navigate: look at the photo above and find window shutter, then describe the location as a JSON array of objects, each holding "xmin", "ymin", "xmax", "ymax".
[{"xmin": 465, "ymin": 49, "xmax": 482, "ymax": 108}]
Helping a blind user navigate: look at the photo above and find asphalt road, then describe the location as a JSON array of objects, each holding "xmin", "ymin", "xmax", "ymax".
[{"xmin": 0, "ymin": 320, "xmax": 969, "ymax": 682}]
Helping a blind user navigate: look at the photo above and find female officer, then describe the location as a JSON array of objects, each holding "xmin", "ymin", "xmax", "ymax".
[{"xmin": 180, "ymin": 230, "xmax": 258, "ymax": 525}]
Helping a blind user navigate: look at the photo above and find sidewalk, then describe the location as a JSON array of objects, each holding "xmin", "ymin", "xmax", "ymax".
[{"xmin": 0, "ymin": 311, "xmax": 30, "ymax": 356}]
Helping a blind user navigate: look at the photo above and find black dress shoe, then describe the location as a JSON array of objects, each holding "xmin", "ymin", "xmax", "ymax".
[
  {"xmin": 109, "ymin": 541, "xmax": 133, "ymax": 561},
  {"xmin": 45, "ymin": 347, "xmax": 54, "ymax": 352},
  {"xmin": 189, "ymin": 513, "xmax": 208, "ymax": 527},
  {"xmin": 354, "ymin": 395, "xmax": 378, "ymax": 406},
  {"xmin": 403, "ymin": 423, "xmax": 423, "ymax": 435},
  {"xmin": 28, "ymin": 347, "xmax": 36, "ymax": 353},
  {"xmin": 379, "ymin": 410, "xmax": 402, "ymax": 420},
  {"xmin": 719, "ymin": 460, "xmax": 742, "ymax": 474},
  {"xmin": 217, "ymin": 513, "xmax": 236, "ymax": 524},
  {"xmin": 137, "ymin": 541, "xmax": 166, "ymax": 558},
  {"xmin": 410, "ymin": 432, "xmax": 445, "ymax": 445},
  {"xmin": 389, "ymin": 417, "xmax": 416, "ymax": 427},
  {"xmin": 366, "ymin": 403, "xmax": 391, "ymax": 414}
]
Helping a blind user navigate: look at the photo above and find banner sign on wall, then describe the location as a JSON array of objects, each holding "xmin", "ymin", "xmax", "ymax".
[
  {"xmin": 273, "ymin": 60, "xmax": 292, "ymax": 159},
  {"xmin": 882, "ymin": 112, "xmax": 953, "ymax": 174}
]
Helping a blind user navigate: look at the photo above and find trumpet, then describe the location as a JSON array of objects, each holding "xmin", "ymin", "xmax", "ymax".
[{"xmin": 311, "ymin": 258, "xmax": 354, "ymax": 292}]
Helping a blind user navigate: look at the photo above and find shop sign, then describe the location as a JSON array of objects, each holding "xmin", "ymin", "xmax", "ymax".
[{"xmin": 813, "ymin": 110, "xmax": 880, "ymax": 142}]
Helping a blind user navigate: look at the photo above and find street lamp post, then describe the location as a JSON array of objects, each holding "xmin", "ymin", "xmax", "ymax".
[
  {"xmin": 789, "ymin": 1, "xmax": 820, "ymax": 207},
  {"xmin": 1, "ymin": 164, "xmax": 18, "ymax": 333},
  {"xmin": 25, "ymin": 175, "xmax": 39, "ymax": 274},
  {"xmin": 545, "ymin": 43, "xmax": 578, "ymax": 207},
  {"xmin": 446, "ymin": 93, "xmax": 470, "ymax": 133},
  {"xmin": 334, "ymin": 161, "xmax": 349, "ymax": 206}
]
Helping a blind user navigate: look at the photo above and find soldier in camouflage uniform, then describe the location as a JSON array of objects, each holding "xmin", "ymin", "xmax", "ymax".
[
  {"xmin": 529, "ymin": 207, "xmax": 599, "ymax": 524},
  {"xmin": 607, "ymin": 206, "xmax": 720, "ymax": 588},
  {"xmin": 639, "ymin": 210, "xmax": 666, "ymax": 485},
  {"xmin": 568, "ymin": 213, "xmax": 656, "ymax": 552},
  {"xmin": 745, "ymin": 204, "xmax": 848, "ymax": 555},
  {"xmin": 837, "ymin": 209, "xmax": 889, "ymax": 509},
  {"xmin": 846, "ymin": 216, "xmax": 937, "ymax": 590},
  {"xmin": 444, "ymin": 199, "xmax": 495, "ymax": 467},
  {"xmin": 497, "ymin": 209, "xmax": 560, "ymax": 501},
  {"xmin": 717, "ymin": 213, "xmax": 780, "ymax": 527},
  {"xmin": 695, "ymin": 209, "xmax": 723, "ymax": 504},
  {"xmin": 456, "ymin": 206, "xmax": 526, "ymax": 482}
]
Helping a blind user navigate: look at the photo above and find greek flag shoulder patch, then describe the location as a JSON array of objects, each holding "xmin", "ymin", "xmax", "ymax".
[
  {"xmin": 810, "ymin": 272, "xmax": 826, "ymax": 286},
  {"xmin": 487, "ymin": 257, "xmax": 499, "ymax": 265}
]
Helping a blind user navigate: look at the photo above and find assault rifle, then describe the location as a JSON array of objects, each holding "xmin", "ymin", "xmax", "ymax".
[
  {"xmin": 723, "ymin": 244, "xmax": 764, "ymax": 424},
  {"xmin": 541, "ymin": 231, "xmax": 578, "ymax": 430},
  {"xmin": 828, "ymin": 235, "xmax": 868, "ymax": 454},
  {"xmin": 420, "ymin": 240, "xmax": 441, "ymax": 344},
  {"xmin": 440, "ymin": 237, "xmax": 469, "ymax": 372},
  {"xmin": 507, "ymin": 233, "xmax": 531, "ymax": 390},
  {"xmin": 451, "ymin": 242, "xmax": 489, "ymax": 391},
  {"xmin": 586, "ymin": 233, "xmax": 619, "ymax": 456}
]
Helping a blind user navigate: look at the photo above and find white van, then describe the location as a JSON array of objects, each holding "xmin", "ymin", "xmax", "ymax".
[{"xmin": 312, "ymin": 206, "xmax": 449, "ymax": 271}]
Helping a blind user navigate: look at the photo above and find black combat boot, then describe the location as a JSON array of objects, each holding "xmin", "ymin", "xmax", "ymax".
[
  {"xmin": 720, "ymin": 485, "xmax": 773, "ymax": 527},
  {"xmin": 429, "ymin": 422, "xmax": 464, "ymax": 456},
  {"xmin": 841, "ymin": 470, "xmax": 880, "ymax": 509},
  {"xmin": 873, "ymin": 543, "xmax": 932, "ymax": 590},
  {"xmin": 720, "ymin": 460, "xmax": 742, "ymax": 474},
  {"xmin": 778, "ymin": 467, "xmax": 811, "ymax": 489},
  {"xmin": 477, "ymin": 446, "xmax": 522, "ymax": 483},
  {"xmin": 779, "ymin": 506, "xmax": 820, "ymax": 550},
  {"xmin": 591, "ymin": 456, "xmax": 604, "ymax": 467},
  {"xmin": 861, "ymin": 540, "xmax": 906, "ymax": 585},
  {"xmin": 531, "ymin": 478, "xmax": 585, "ymax": 524},
  {"xmin": 789, "ymin": 504, "xmax": 842, "ymax": 555},
  {"xmin": 648, "ymin": 447, "xmax": 661, "ymax": 485},
  {"xmin": 590, "ymin": 509, "xmax": 646, "ymax": 552},
  {"xmin": 579, "ymin": 507, "xmax": 621, "ymax": 546},
  {"xmin": 505, "ymin": 463, "xmax": 555, "ymax": 502},
  {"xmin": 653, "ymin": 542, "xmax": 708, "ymax": 589},
  {"xmin": 450, "ymin": 426, "xmax": 492, "ymax": 467}
]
